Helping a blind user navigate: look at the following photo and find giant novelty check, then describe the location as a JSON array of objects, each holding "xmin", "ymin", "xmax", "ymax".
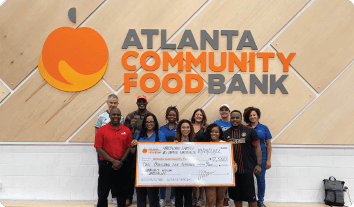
[{"xmin": 136, "ymin": 142, "xmax": 235, "ymax": 187}]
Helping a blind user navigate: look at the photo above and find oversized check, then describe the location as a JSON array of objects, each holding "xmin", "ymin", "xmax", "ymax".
[{"xmin": 136, "ymin": 142, "xmax": 235, "ymax": 187}]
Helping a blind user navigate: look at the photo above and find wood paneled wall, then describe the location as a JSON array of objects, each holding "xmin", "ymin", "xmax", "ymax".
[
  {"xmin": 0, "ymin": 0, "xmax": 104, "ymax": 90},
  {"xmin": 1, "ymin": 0, "xmax": 353, "ymax": 145}
]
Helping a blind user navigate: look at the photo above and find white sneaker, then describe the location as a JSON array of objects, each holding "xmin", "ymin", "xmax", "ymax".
[
  {"xmin": 111, "ymin": 197, "xmax": 118, "ymax": 206},
  {"xmin": 0, "ymin": 202, "xmax": 5, "ymax": 207},
  {"xmin": 171, "ymin": 198, "xmax": 176, "ymax": 207},
  {"xmin": 159, "ymin": 199, "xmax": 165, "ymax": 207}
]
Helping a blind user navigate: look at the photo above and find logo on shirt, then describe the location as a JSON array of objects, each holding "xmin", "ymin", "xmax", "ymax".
[
  {"xmin": 231, "ymin": 138, "xmax": 246, "ymax": 144},
  {"xmin": 241, "ymin": 132, "xmax": 247, "ymax": 137},
  {"xmin": 258, "ymin": 130, "xmax": 262, "ymax": 132},
  {"xmin": 121, "ymin": 132, "xmax": 126, "ymax": 135},
  {"xmin": 221, "ymin": 126, "xmax": 230, "ymax": 131}
]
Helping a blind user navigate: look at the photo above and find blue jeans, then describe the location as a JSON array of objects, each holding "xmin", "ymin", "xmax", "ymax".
[
  {"xmin": 255, "ymin": 159, "xmax": 266, "ymax": 202},
  {"xmin": 160, "ymin": 187, "xmax": 175, "ymax": 200}
]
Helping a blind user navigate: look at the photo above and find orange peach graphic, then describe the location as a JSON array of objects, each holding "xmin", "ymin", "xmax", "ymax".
[
  {"xmin": 142, "ymin": 149, "xmax": 147, "ymax": 154},
  {"xmin": 38, "ymin": 27, "xmax": 108, "ymax": 91}
]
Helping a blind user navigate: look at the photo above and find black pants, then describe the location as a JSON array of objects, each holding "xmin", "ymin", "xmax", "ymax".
[
  {"xmin": 126, "ymin": 153, "xmax": 136, "ymax": 201},
  {"xmin": 97, "ymin": 153, "xmax": 118, "ymax": 198},
  {"xmin": 97, "ymin": 160, "xmax": 127, "ymax": 207},
  {"xmin": 136, "ymin": 187, "xmax": 159, "ymax": 207},
  {"xmin": 127, "ymin": 167, "xmax": 136, "ymax": 201},
  {"xmin": 175, "ymin": 187, "xmax": 193, "ymax": 207},
  {"xmin": 228, "ymin": 173, "xmax": 256, "ymax": 202}
]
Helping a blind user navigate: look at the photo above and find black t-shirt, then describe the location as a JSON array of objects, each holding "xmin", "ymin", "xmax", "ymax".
[
  {"xmin": 193, "ymin": 129, "xmax": 207, "ymax": 142},
  {"xmin": 224, "ymin": 125, "xmax": 259, "ymax": 174}
]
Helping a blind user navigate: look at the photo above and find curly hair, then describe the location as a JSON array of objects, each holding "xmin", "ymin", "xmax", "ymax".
[
  {"xmin": 243, "ymin": 107, "xmax": 261, "ymax": 124},
  {"xmin": 165, "ymin": 106, "xmax": 179, "ymax": 122},
  {"xmin": 175, "ymin": 119, "xmax": 195, "ymax": 142},
  {"xmin": 205, "ymin": 123, "xmax": 224, "ymax": 142},
  {"xmin": 190, "ymin": 108, "xmax": 207, "ymax": 131}
]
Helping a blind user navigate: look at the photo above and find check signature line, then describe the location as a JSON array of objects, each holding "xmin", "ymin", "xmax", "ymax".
[{"xmin": 196, "ymin": 170, "xmax": 215, "ymax": 180}]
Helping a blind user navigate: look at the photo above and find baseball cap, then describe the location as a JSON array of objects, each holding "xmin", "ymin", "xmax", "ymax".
[
  {"xmin": 219, "ymin": 104, "xmax": 230, "ymax": 111},
  {"xmin": 137, "ymin": 95, "xmax": 147, "ymax": 102}
]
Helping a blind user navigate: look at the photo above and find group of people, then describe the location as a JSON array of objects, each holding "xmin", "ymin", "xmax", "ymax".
[{"xmin": 94, "ymin": 94, "xmax": 272, "ymax": 207}]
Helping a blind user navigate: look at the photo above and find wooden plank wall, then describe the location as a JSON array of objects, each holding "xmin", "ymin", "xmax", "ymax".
[
  {"xmin": 72, "ymin": 51, "xmax": 213, "ymax": 142},
  {"xmin": 172, "ymin": 0, "xmax": 310, "ymax": 83},
  {"xmin": 274, "ymin": 63, "xmax": 354, "ymax": 144},
  {"xmin": 0, "ymin": 71, "xmax": 110, "ymax": 142},
  {"xmin": 0, "ymin": 81, "xmax": 10, "ymax": 102},
  {"xmin": 272, "ymin": 0, "xmax": 354, "ymax": 93},
  {"xmin": 1, "ymin": 0, "xmax": 354, "ymax": 145},
  {"xmin": 203, "ymin": 48, "xmax": 315, "ymax": 137},
  {"xmin": 0, "ymin": 0, "xmax": 104, "ymax": 90},
  {"xmin": 83, "ymin": 0, "xmax": 208, "ymax": 91}
]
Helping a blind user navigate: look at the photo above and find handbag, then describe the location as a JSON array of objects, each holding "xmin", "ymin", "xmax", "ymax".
[{"xmin": 323, "ymin": 176, "xmax": 345, "ymax": 206}]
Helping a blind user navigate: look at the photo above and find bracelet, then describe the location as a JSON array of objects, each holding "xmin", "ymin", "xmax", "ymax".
[
  {"xmin": 119, "ymin": 159, "xmax": 124, "ymax": 163},
  {"xmin": 257, "ymin": 163, "xmax": 262, "ymax": 166}
]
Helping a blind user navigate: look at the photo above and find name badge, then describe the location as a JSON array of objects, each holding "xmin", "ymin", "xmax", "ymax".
[{"xmin": 231, "ymin": 138, "xmax": 246, "ymax": 144}]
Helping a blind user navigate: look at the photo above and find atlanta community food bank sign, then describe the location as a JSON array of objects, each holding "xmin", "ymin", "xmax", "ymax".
[{"xmin": 39, "ymin": 27, "xmax": 295, "ymax": 93}]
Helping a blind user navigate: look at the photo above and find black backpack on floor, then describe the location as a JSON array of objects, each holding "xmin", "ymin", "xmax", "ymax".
[{"xmin": 323, "ymin": 176, "xmax": 345, "ymax": 206}]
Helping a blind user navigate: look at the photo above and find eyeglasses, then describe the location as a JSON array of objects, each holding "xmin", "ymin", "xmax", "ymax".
[
  {"xmin": 195, "ymin": 114, "xmax": 203, "ymax": 117},
  {"xmin": 146, "ymin": 121, "xmax": 155, "ymax": 125}
]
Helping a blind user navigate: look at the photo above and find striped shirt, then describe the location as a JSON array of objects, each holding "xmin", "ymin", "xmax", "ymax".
[{"xmin": 224, "ymin": 125, "xmax": 260, "ymax": 174}]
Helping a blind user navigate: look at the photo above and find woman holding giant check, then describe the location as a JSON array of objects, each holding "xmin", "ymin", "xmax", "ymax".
[
  {"xmin": 204, "ymin": 124, "xmax": 237, "ymax": 207},
  {"xmin": 174, "ymin": 119, "xmax": 195, "ymax": 207},
  {"xmin": 191, "ymin": 109, "xmax": 208, "ymax": 207},
  {"xmin": 131, "ymin": 113, "xmax": 167, "ymax": 207}
]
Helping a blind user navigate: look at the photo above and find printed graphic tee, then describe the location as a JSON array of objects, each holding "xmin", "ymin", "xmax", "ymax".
[{"xmin": 224, "ymin": 125, "xmax": 259, "ymax": 174}]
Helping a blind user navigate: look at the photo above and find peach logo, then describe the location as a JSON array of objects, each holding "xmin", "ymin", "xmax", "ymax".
[
  {"xmin": 142, "ymin": 149, "xmax": 147, "ymax": 154},
  {"xmin": 38, "ymin": 27, "xmax": 108, "ymax": 92}
]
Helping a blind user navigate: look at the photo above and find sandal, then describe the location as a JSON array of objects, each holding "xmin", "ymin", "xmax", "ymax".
[
  {"xmin": 192, "ymin": 199, "xmax": 197, "ymax": 206},
  {"xmin": 196, "ymin": 199, "xmax": 203, "ymax": 207}
]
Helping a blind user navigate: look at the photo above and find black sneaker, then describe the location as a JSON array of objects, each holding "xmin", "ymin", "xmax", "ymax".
[{"xmin": 257, "ymin": 202, "xmax": 266, "ymax": 207}]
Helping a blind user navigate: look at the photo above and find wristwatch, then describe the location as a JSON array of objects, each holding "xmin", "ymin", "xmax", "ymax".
[
  {"xmin": 119, "ymin": 159, "xmax": 124, "ymax": 163},
  {"xmin": 257, "ymin": 163, "xmax": 262, "ymax": 166}
]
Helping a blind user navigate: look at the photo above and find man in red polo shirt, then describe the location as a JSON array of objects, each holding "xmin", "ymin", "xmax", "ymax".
[{"xmin": 95, "ymin": 107, "xmax": 133, "ymax": 207}]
